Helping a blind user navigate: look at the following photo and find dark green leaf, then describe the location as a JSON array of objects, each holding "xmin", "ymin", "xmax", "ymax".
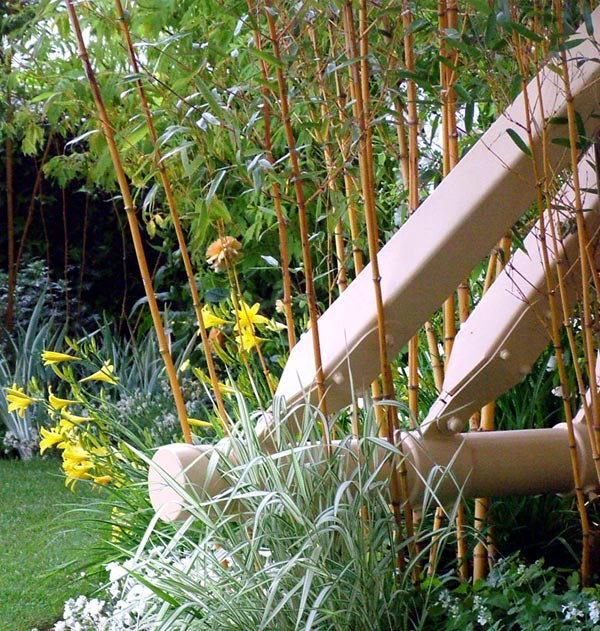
[
  {"xmin": 506, "ymin": 128, "xmax": 532, "ymax": 157},
  {"xmin": 511, "ymin": 22, "xmax": 543, "ymax": 43}
]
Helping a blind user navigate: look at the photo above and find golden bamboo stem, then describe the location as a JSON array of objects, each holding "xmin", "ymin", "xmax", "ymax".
[
  {"xmin": 64, "ymin": 0, "xmax": 192, "ymax": 444},
  {"xmin": 425, "ymin": 321, "xmax": 444, "ymax": 392},
  {"xmin": 437, "ymin": 0, "xmax": 470, "ymax": 580},
  {"xmin": 327, "ymin": 26, "xmax": 388, "ymax": 439},
  {"xmin": 245, "ymin": 0, "xmax": 296, "ymax": 350},
  {"xmin": 306, "ymin": 22, "xmax": 348, "ymax": 297},
  {"xmin": 515, "ymin": 7, "xmax": 591, "ymax": 581},
  {"xmin": 329, "ymin": 40, "xmax": 369, "ymax": 287},
  {"xmin": 402, "ymin": 3, "xmax": 421, "ymax": 422},
  {"xmin": 263, "ymin": 4, "xmax": 329, "ymax": 427},
  {"xmin": 343, "ymin": 0, "xmax": 417, "ymax": 580},
  {"xmin": 340, "ymin": 0, "xmax": 396, "ymax": 433},
  {"xmin": 113, "ymin": 0, "xmax": 229, "ymax": 432},
  {"xmin": 469, "ymin": 239, "xmax": 508, "ymax": 582},
  {"xmin": 559, "ymin": 45, "xmax": 600, "ymax": 462}
]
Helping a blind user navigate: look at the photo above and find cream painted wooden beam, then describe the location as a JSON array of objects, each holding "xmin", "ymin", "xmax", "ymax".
[
  {"xmin": 425, "ymin": 148, "xmax": 600, "ymax": 433},
  {"xmin": 148, "ymin": 421, "xmax": 596, "ymax": 522}
]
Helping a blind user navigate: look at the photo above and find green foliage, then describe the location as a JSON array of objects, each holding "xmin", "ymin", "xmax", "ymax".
[
  {"xmin": 3, "ymin": 0, "xmax": 550, "ymax": 329},
  {"xmin": 425, "ymin": 555, "xmax": 600, "ymax": 630}
]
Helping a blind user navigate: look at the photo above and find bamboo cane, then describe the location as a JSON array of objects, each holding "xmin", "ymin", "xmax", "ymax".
[
  {"xmin": 558, "ymin": 29, "xmax": 600, "ymax": 459},
  {"xmin": 344, "ymin": 0, "xmax": 419, "ymax": 579},
  {"xmin": 400, "ymin": 3, "xmax": 422, "ymax": 423},
  {"xmin": 112, "ymin": 0, "xmax": 229, "ymax": 432},
  {"xmin": 64, "ymin": 0, "xmax": 193, "ymax": 444},
  {"xmin": 245, "ymin": 0, "xmax": 296, "ymax": 351},
  {"xmin": 509, "ymin": 6, "xmax": 591, "ymax": 582},
  {"xmin": 322, "ymin": 20, "xmax": 389, "ymax": 442},
  {"xmin": 262, "ymin": 3, "xmax": 329, "ymax": 429},
  {"xmin": 306, "ymin": 21, "xmax": 348, "ymax": 299},
  {"xmin": 379, "ymin": 11, "xmax": 446, "ymax": 403}
]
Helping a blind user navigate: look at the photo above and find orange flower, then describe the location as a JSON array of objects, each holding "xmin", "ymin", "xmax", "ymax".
[{"xmin": 205, "ymin": 236, "xmax": 242, "ymax": 272}]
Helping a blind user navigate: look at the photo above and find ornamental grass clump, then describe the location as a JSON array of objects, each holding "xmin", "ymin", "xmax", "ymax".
[{"xmin": 111, "ymin": 395, "xmax": 466, "ymax": 631}]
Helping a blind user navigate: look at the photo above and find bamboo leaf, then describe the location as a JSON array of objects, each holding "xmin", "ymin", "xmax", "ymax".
[
  {"xmin": 453, "ymin": 83, "xmax": 471, "ymax": 104},
  {"xmin": 510, "ymin": 22, "xmax": 543, "ymax": 43},
  {"xmin": 66, "ymin": 129, "xmax": 99, "ymax": 147},
  {"xmin": 249, "ymin": 46, "xmax": 283, "ymax": 69},
  {"xmin": 195, "ymin": 78, "xmax": 222, "ymax": 114},
  {"xmin": 506, "ymin": 128, "xmax": 532, "ymax": 157},
  {"xmin": 464, "ymin": 100, "xmax": 475, "ymax": 134},
  {"xmin": 123, "ymin": 123, "xmax": 149, "ymax": 147},
  {"xmin": 29, "ymin": 90, "xmax": 57, "ymax": 104},
  {"xmin": 583, "ymin": 5, "xmax": 595, "ymax": 36},
  {"xmin": 551, "ymin": 137, "xmax": 571, "ymax": 148},
  {"xmin": 558, "ymin": 38, "xmax": 587, "ymax": 52}
]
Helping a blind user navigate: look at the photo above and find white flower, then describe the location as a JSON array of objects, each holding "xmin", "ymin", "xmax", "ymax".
[
  {"xmin": 474, "ymin": 594, "xmax": 492, "ymax": 626},
  {"xmin": 84, "ymin": 597, "xmax": 105, "ymax": 617},
  {"xmin": 562, "ymin": 602, "xmax": 584, "ymax": 621},
  {"xmin": 437, "ymin": 589, "xmax": 453, "ymax": 610},
  {"xmin": 589, "ymin": 600, "xmax": 600, "ymax": 624}
]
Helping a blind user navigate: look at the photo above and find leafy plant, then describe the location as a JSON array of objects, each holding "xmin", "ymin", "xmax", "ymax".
[{"xmin": 426, "ymin": 554, "xmax": 600, "ymax": 630}]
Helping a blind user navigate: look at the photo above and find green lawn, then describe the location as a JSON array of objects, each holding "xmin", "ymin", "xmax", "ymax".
[{"xmin": 0, "ymin": 458, "xmax": 102, "ymax": 631}]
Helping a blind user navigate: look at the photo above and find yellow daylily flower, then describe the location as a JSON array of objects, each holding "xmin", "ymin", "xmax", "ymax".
[
  {"xmin": 233, "ymin": 300, "xmax": 270, "ymax": 332},
  {"xmin": 39, "ymin": 426, "xmax": 65, "ymax": 455},
  {"xmin": 60, "ymin": 409, "xmax": 92, "ymax": 427},
  {"xmin": 62, "ymin": 442, "xmax": 91, "ymax": 463},
  {"xmin": 4, "ymin": 384, "xmax": 35, "ymax": 417},
  {"xmin": 48, "ymin": 387, "xmax": 80, "ymax": 411},
  {"xmin": 187, "ymin": 417, "xmax": 214, "ymax": 428},
  {"xmin": 79, "ymin": 360, "xmax": 118, "ymax": 384},
  {"xmin": 235, "ymin": 328, "xmax": 265, "ymax": 352},
  {"xmin": 201, "ymin": 305, "xmax": 230, "ymax": 329},
  {"xmin": 41, "ymin": 350, "xmax": 80, "ymax": 366},
  {"xmin": 90, "ymin": 445, "xmax": 109, "ymax": 458},
  {"xmin": 62, "ymin": 443, "xmax": 95, "ymax": 489},
  {"xmin": 93, "ymin": 474, "xmax": 112, "ymax": 485}
]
